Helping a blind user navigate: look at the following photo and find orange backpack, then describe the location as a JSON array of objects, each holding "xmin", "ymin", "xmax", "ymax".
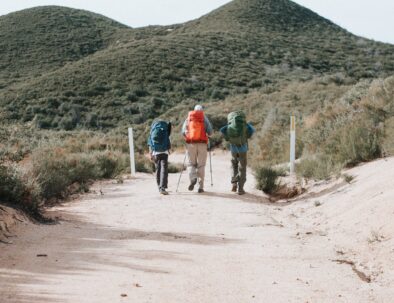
[{"xmin": 185, "ymin": 111, "xmax": 208, "ymax": 143}]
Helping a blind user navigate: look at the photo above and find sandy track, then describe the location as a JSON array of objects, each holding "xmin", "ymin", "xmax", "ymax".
[{"xmin": 1, "ymin": 151, "xmax": 393, "ymax": 302}]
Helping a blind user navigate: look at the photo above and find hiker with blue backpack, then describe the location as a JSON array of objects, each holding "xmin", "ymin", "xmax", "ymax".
[
  {"xmin": 148, "ymin": 121, "xmax": 172, "ymax": 195},
  {"xmin": 220, "ymin": 111, "xmax": 255, "ymax": 195}
]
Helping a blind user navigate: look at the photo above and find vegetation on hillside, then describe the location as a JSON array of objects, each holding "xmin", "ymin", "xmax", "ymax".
[
  {"xmin": 246, "ymin": 76, "xmax": 393, "ymax": 180},
  {"xmin": 0, "ymin": 6, "xmax": 127, "ymax": 90},
  {"xmin": 1, "ymin": 0, "xmax": 394, "ymax": 130},
  {"xmin": 0, "ymin": 126, "xmax": 155, "ymax": 215}
]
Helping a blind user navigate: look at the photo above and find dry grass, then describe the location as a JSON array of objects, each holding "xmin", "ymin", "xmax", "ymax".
[{"xmin": 0, "ymin": 127, "xmax": 134, "ymax": 215}]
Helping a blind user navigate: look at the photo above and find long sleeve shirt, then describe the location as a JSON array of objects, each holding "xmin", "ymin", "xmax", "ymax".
[
  {"xmin": 220, "ymin": 123, "xmax": 255, "ymax": 153},
  {"xmin": 181, "ymin": 114, "xmax": 213, "ymax": 137}
]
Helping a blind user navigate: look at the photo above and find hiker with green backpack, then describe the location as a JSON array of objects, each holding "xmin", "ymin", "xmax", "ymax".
[
  {"xmin": 220, "ymin": 111, "xmax": 255, "ymax": 195},
  {"xmin": 148, "ymin": 121, "xmax": 172, "ymax": 195}
]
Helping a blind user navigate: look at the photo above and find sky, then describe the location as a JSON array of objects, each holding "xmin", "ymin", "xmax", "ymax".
[{"xmin": 0, "ymin": 0, "xmax": 393, "ymax": 44}]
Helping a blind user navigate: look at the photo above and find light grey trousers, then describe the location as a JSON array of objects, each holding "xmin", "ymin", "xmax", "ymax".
[{"xmin": 186, "ymin": 143, "xmax": 208, "ymax": 189}]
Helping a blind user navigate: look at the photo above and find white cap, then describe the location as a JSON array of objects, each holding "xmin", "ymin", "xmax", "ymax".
[{"xmin": 194, "ymin": 105, "xmax": 203, "ymax": 111}]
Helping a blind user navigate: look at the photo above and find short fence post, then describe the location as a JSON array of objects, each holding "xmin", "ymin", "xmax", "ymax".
[
  {"xmin": 128, "ymin": 127, "xmax": 136, "ymax": 177},
  {"xmin": 290, "ymin": 115, "xmax": 296, "ymax": 175}
]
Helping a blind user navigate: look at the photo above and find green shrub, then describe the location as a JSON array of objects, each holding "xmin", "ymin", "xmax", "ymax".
[
  {"xmin": 255, "ymin": 166, "xmax": 283, "ymax": 194},
  {"xmin": 208, "ymin": 115, "xmax": 228, "ymax": 130},
  {"xmin": 68, "ymin": 155, "xmax": 99, "ymax": 182},
  {"xmin": 96, "ymin": 153, "xmax": 119, "ymax": 178},
  {"xmin": 32, "ymin": 148, "xmax": 128, "ymax": 200},
  {"xmin": 168, "ymin": 162, "xmax": 184, "ymax": 174},
  {"xmin": 296, "ymin": 155, "xmax": 341, "ymax": 180},
  {"xmin": 32, "ymin": 149, "xmax": 72, "ymax": 199},
  {"xmin": 334, "ymin": 121, "xmax": 382, "ymax": 166},
  {"xmin": 0, "ymin": 127, "xmax": 135, "ymax": 215},
  {"xmin": 135, "ymin": 155, "xmax": 155, "ymax": 173},
  {"xmin": 0, "ymin": 164, "xmax": 40, "ymax": 212},
  {"xmin": 0, "ymin": 164, "xmax": 26, "ymax": 203}
]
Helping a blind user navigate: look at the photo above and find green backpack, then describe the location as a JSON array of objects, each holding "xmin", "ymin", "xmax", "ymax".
[{"xmin": 227, "ymin": 111, "xmax": 247, "ymax": 146}]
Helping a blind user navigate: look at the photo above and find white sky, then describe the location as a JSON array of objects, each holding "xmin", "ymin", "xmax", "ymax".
[{"xmin": 0, "ymin": 0, "xmax": 393, "ymax": 44}]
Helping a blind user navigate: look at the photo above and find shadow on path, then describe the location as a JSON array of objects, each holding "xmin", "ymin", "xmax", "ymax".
[
  {"xmin": 201, "ymin": 191, "xmax": 273, "ymax": 205},
  {"xmin": 0, "ymin": 211, "xmax": 239, "ymax": 303}
]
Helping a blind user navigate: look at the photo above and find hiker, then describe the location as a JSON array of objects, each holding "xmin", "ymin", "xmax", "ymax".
[
  {"xmin": 148, "ymin": 120, "xmax": 172, "ymax": 195},
  {"xmin": 182, "ymin": 105, "xmax": 213, "ymax": 193},
  {"xmin": 220, "ymin": 111, "xmax": 255, "ymax": 195}
]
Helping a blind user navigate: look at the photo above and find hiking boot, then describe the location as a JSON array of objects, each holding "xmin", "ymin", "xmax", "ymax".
[
  {"xmin": 188, "ymin": 179, "xmax": 197, "ymax": 191},
  {"xmin": 238, "ymin": 188, "xmax": 246, "ymax": 195},
  {"xmin": 198, "ymin": 188, "xmax": 205, "ymax": 193},
  {"xmin": 231, "ymin": 183, "xmax": 238, "ymax": 192},
  {"xmin": 160, "ymin": 189, "xmax": 169, "ymax": 195}
]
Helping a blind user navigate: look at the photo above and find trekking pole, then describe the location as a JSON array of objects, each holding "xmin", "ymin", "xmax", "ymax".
[
  {"xmin": 208, "ymin": 139, "xmax": 213, "ymax": 187},
  {"xmin": 176, "ymin": 150, "xmax": 188, "ymax": 193}
]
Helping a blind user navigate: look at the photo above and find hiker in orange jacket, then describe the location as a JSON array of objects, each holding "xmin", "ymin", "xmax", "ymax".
[{"xmin": 181, "ymin": 105, "xmax": 213, "ymax": 193}]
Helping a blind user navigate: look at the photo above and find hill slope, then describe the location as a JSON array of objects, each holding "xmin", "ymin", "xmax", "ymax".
[
  {"xmin": 183, "ymin": 0, "xmax": 336, "ymax": 32},
  {"xmin": 0, "ymin": 6, "xmax": 127, "ymax": 88},
  {"xmin": 1, "ymin": 0, "xmax": 394, "ymax": 130}
]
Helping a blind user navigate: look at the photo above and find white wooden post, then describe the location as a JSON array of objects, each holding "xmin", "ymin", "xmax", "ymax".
[
  {"xmin": 128, "ymin": 127, "xmax": 136, "ymax": 177},
  {"xmin": 290, "ymin": 115, "xmax": 296, "ymax": 175}
]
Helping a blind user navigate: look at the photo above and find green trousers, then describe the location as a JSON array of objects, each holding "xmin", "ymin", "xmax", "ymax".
[{"xmin": 231, "ymin": 152, "xmax": 247, "ymax": 190}]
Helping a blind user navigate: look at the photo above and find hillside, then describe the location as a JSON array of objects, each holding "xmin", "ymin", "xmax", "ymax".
[
  {"xmin": 183, "ymin": 0, "xmax": 336, "ymax": 32},
  {"xmin": 1, "ymin": 0, "xmax": 394, "ymax": 130},
  {"xmin": 0, "ymin": 6, "xmax": 127, "ymax": 89}
]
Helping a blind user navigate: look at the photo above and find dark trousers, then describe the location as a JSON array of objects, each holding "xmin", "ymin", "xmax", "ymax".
[
  {"xmin": 154, "ymin": 153, "xmax": 168, "ymax": 190},
  {"xmin": 231, "ymin": 152, "xmax": 247, "ymax": 190}
]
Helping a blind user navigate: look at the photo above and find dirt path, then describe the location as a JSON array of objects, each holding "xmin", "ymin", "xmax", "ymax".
[{"xmin": 1, "ymin": 151, "xmax": 393, "ymax": 302}]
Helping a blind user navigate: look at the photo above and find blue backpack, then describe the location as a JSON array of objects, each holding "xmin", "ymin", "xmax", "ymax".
[{"xmin": 148, "ymin": 121, "xmax": 170, "ymax": 152}]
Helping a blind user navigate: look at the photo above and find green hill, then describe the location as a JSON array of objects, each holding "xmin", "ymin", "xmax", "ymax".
[
  {"xmin": 0, "ymin": 6, "xmax": 127, "ymax": 88},
  {"xmin": 183, "ymin": 0, "xmax": 336, "ymax": 32},
  {"xmin": 1, "ymin": 0, "xmax": 394, "ymax": 130}
]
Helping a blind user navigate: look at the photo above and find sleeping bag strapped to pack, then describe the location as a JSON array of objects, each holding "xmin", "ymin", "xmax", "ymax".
[
  {"xmin": 227, "ymin": 111, "xmax": 247, "ymax": 146},
  {"xmin": 185, "ymin": 110, "xmax": 208, "ymax": 143},
  {"xmin": 149, "ymin": 121, "xmax": 170, "ymax": 152}
]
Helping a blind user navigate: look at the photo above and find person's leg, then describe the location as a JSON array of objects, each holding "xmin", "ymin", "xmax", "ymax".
[
  {"xmin": 187, "ymin": 144, "xmax": 198, "ymax": 190},
  {"xmin": 161, "ymin": 154, "xmax": 169, "ymax": 190},
  {"xmin": 196, "ymin": 143, "xmax": 208, "ymax": 191},
  {"xmin": 238, "ymin": 152, "xmax": 248, "ymax": 194},
  {"xmin": 155, "ymin": 155, "xmax": 161, "ymax": 188},
  {"xmin": 156, "ymin": 154, "xmax": 169, "ymax": 195},
  {"xmin": 231, "ymin": 152, "xmax": 240, "ymax": 183}
]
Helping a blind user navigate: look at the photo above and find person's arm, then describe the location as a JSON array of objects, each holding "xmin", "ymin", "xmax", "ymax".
[
  {"xmin": 148, "ymin": 144, "xmax": 154, "ymax": 160},
  {"xmin": 181, "ymin": 119, "xmax": 187, "ymax": 136},
  {"xmin": 204, "ymin": 116, "xmax": 213, "ymax": 136},
  {"xmin": 220, "ymin": 125, "xmax": 229, "ymax": 141},
  {"xmin": 168, "ymin": 137, "xmax": 172, "ymax": 152},
  {"xmin": 168, "ymin": 122, "xmax": 172, "ymax": 136},
  {"xmin": 247, "ymin": 123, "xmax": 256, "ymax": 139}
]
